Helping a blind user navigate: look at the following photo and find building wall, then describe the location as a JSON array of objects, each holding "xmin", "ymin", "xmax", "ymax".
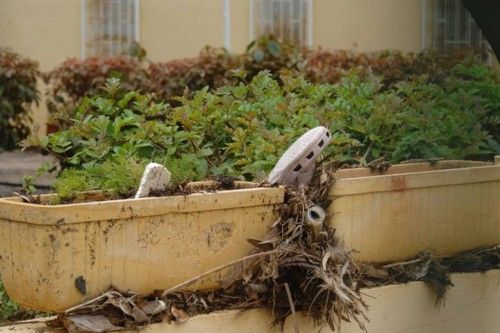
[
  {"xmin": 0, "ymin": 0, "xmax": 81, "ymax": 71},
  {"xmin": 229, "ymin": 0, "xmax": 251, "ymax": 53},
  {"xmin": 229, "ymin": 0, "xmax": 424, "ymax": 54},
  {"xmin": 313, "ymin": 0, "xmax": 423, "ymax": 52},
  {"xmin": 0, "ymin": 0, "xmax": 426, "ymax": 68},
  {"xmin": 0, "ymin": 0, "xmax": 81, "ymax": 131},
  {"xmin": 140, "ymin": 0, "xmax": 225, "ymax": 62},
  {"xmin": 0, "ymin": 0, "xmax": 427, "ymax": 132}
]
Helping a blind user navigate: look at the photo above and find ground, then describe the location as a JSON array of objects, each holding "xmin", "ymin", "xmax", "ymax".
[{"xmin": 0, "ymin": 151, "xmax": 54, "ymax": 197}]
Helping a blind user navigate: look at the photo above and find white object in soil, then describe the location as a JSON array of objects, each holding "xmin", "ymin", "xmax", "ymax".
[
  {"xmin": 267, "ymin": 126, "xmax": 331, "ymax": 186},
  {"xmin": 135, "ymin": 163, "xmax": 171, "ymax": 199}
]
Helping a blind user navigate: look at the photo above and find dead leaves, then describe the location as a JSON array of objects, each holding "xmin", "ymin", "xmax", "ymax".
[
  {"xmin": 169, "ymin": 306, "xmax": 189, "ymax": 324},
  {"xmin": 361, "ymin": 246, "xmax": 500, "ymax": 304},
  {"xmin": 50, "ymin": 290, "xmax": 167, "ymax": 332},
  {"xmin": 61, "ymin": 315, "xmax": 122, "ymax": 333}
]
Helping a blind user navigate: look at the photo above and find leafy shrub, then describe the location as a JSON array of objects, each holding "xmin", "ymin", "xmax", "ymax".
[
  {"xmin": 146, "ymin": 37, "xmax": 304, "ymax": 103},
  {"xmin": 450, "ymin": 60, "xmax": 500, "ymax": 144},
  {"xmin": 148, "ymin": 47, "xmax": 240, "ymax": 102},
  {"xmin": 44, "ymin": 56, "xmax": 149, "ymax": 127},
  {"xmin": 305, "ymin": 48, "xmax": 484, "ymax": 87},
  {"xmin": 44, "ymin": 36, "xmax": 485, "ymax": 131},
  {"xmin": 25, "ymin": 60, "xmax": 499, "ymax": 200},
  {"xmin": 0, "ymin": 48, "xmax": 39, "ymax": 150},
  {"xmin": 242, "ymin": 35, "xmax": 306, "ymax": 79}
]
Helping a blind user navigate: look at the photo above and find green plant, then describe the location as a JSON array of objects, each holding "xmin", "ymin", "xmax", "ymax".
[
  {"xmin": 0, "ymin": 48, "xmax": 39, "ymax": 150},
  {"xmin": 45, "ymin": 36, "xmax": 487, "ymax": 132},
  {"xmin": 43, "ymin": 56, "xmax": 149, "ymax": 127},
  {"xmin": 53, "ymin": 155, "xmax": 146, "ymax": 202},
  {"xmin": 0, "ymin": 279, "xmax": 20, "ymax": 322},
  {"xmin": 21, "ymin": 162, "xmax": 54, "ymax": 195},
  {"xmin": 25, "ymin": 61, "xmax": 500, "ymax": 201}
]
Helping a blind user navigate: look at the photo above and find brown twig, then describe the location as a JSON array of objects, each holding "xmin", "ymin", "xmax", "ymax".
[
  {"xmin": 161, "ymin": 249, "xmax": 281, "ymax": 297},
  {"xmin": 382, "ymin": 257, "xmax": 425, "ymax": 269},
  {"xmin": 284, "ymin": 283, "xmax": 299, "ymax": 333}
]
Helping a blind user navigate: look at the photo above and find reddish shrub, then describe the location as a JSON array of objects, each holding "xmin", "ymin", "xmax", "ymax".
[
  {"xmin": 0, "ymin": 48, "xmax": 39, "ymax": 150},
  {"xmin": 148, "ymin": 47, "xmax": 240, "ymax": 101},
  {"xmin": 43, "ymin": 36, "xmax": 486, "ymax": 129}
]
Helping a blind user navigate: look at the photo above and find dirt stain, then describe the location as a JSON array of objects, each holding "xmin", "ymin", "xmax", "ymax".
[{"xmin": 206, "ymin": 222, "xmax": 233, "ymax": 252}]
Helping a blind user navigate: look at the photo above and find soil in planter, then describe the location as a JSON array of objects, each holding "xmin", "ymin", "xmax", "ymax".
[{"xmin": 18, "ymin": 176, "xmax": 265, "ymax": 205}]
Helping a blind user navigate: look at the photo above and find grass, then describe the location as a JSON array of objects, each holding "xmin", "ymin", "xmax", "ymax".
[
  {"xmin": 0, "ymin": 278, "xmax": 20, "ymax": 323},
  {"xmin": 0, "ymin": 278, "xmax": 46, "ymax": 323}
]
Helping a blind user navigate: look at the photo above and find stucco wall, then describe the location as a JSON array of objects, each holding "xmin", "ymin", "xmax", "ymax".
[
  {"xmin": 140, "ymin": 0, "xmax": 225, "ymax": 62},
  {"xmin": 0, "ymin": 0, "xmax": 425, "ymax": 68},
  {"xmin": 0, "ymin": 0, "xmax": 81, "ymax": 132},
  {"xmin": 229, "ymin": 0, "xmax": 250, "ymax": 53},
  {"xmin": 0, "ymin": 0, "xmax": 81, "ymax": 71},
  {"xmin": 313, "ymin": 0, "xmax": 423, "ymax": 52}
]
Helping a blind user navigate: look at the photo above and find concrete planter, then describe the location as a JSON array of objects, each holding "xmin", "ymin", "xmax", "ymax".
[
  {"xmin": 330, "ymin": 160, "xmax": 500, "ymax": 263},
  {"xmin": 0, "ymin": 183, "xmax": 284, "ymax": 312},
  {"xmin": 1, "ymin": 159, "xmax": 499, "ymax": 314}
]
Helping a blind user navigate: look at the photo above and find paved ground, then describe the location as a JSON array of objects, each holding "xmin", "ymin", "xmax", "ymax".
[{"xmin": 0, "ymin": 151, "xmax": 55, "ymax": 197}]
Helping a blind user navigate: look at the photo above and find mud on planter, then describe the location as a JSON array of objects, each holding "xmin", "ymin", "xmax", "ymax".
[{"xmin": 0, "ymin": 183, "xmax": 284, "ymax": 312}]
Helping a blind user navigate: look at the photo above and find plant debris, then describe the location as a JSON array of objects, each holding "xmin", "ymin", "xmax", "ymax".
[
  {"xmin": 360, "ymin": 246, "xmax": 500, "ymax": 304},
  {"xmin": 47, "ymin": 245, "xmax": 500, "ymax": 333}
]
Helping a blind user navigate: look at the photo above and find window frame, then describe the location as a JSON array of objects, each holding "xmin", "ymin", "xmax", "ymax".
[
  {"xmin": 249, "ymin": 0, "xmax": 313, "ymax": 47},
  {"xmin": 422, "ymin": 0, "xmax": 489, "ymax": 53},
  {"xmin": 80, "ymin": 0, "xmax": 140, "ymax": 58}
]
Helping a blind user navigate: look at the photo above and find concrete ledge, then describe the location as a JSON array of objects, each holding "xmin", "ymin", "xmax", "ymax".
[
  {"xmin": 2, "ymin": 270, "xmax": 499, "ymax": 333},
  {"xmin": 0, "ymin": 151, "xmax": 55, "ymax": 187}
]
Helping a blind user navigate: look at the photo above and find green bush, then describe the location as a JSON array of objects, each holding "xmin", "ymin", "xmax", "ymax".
[
  {"xmin": 24, "ymin": 59, "xmax": 499, "ymax": 199},
  {"xmin": 0, "ymin": 48, "xmax": 39, "ymax": 150},
  {"xmin": 43, "ymin": 56, "xmax": 149, "ymax": 127},
  {"xmin": 44, "ymin": 37, "xmax": 485, "ymax": 131}
]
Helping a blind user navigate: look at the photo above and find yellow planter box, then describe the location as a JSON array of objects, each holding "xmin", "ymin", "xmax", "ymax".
[
  {"xmin": 330, "ymin": 160, "xmax": 500, "ymax": 263},
  {"xmin": 0, "ymin": 185, "xmax": 284, "ymax": 312},
  {"xmin": 1, "ymin": 159, "xmax": 499, "ymax": 312}
]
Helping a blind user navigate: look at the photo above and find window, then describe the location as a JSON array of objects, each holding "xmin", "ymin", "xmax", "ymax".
[
  {"xmin": 82, "ymin": 0, "xmax": 139, "ymax": 57},
  {"xmin": 251, "ymin": 0, "xmax": 312, "ymax": 46},
  {"xmin": 429, "ymin": 0, "xmax": 489, "ymax": 52}
]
